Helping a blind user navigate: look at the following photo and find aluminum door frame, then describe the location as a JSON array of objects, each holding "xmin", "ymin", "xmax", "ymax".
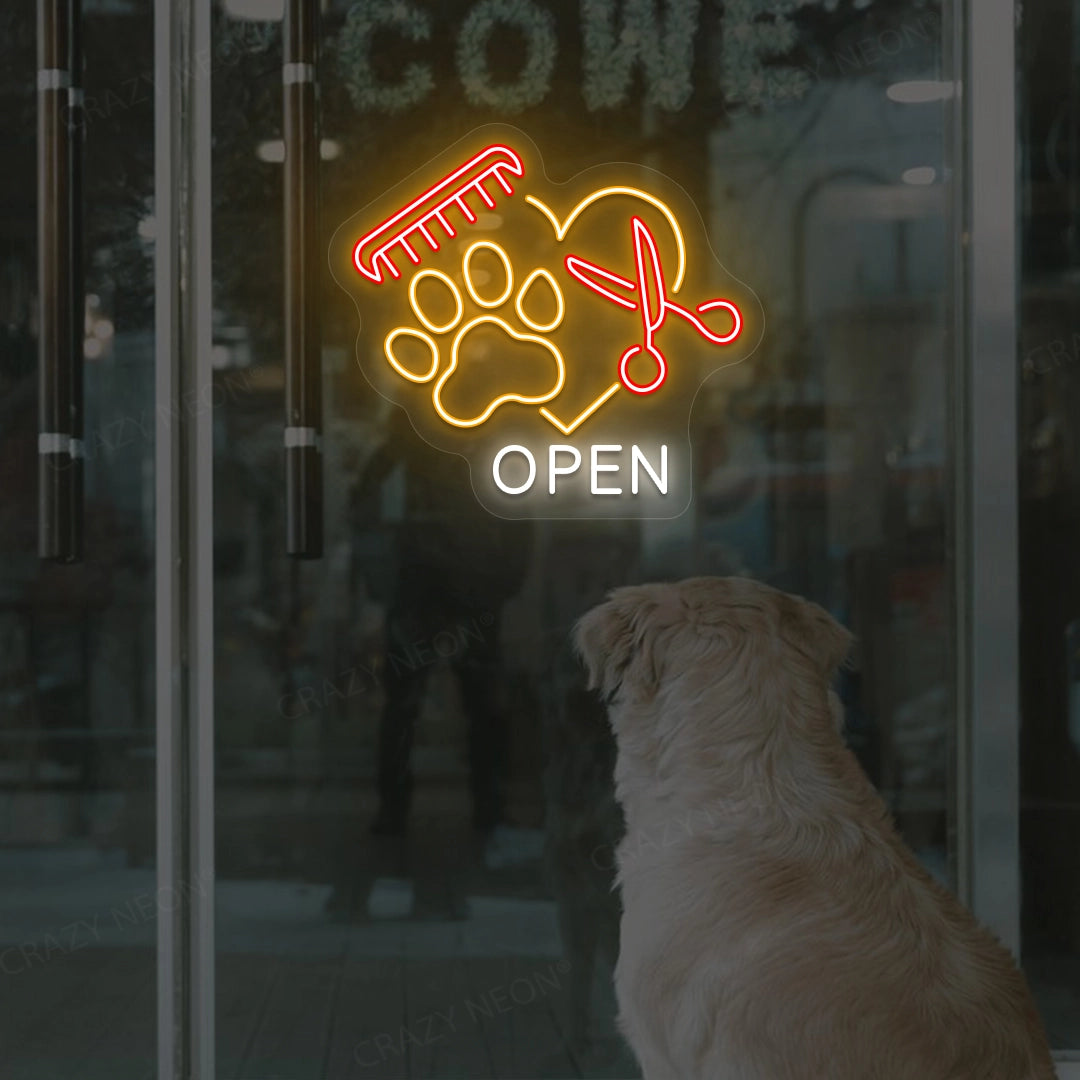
[
  {"xmin": 959, "ymin": 0, "xmax": 1078, "ymax": 1069},
  {"xmin": 955, "ymin": 0, "xmax": 1020, "ymax": 952},
  {"xmin": 154, "ymin": 0, "xmax": 215, "ymax": 1076}
]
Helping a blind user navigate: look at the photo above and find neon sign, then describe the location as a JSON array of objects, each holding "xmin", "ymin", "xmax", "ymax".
[{"xmin": 329, "ymin": 125, "xmax": 763, "ymax": 519}]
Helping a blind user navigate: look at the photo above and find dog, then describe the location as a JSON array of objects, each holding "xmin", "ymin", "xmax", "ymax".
[{"xmin": 574, "ymin": 577, "xmax": 1057, "ymax": 1080}]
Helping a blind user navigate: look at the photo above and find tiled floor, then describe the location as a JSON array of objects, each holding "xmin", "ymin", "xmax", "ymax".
[
  {"xmin": 4, "ymin": 826, "xmax": 1075, "ymax": 1078},
  {"xmin": 1, "ymin": 840, "xmax": 638, "ymax": 1080},
  {"xmin": 222, "ymin": 951, "xmax": 629, "ymax": 1079},
  {"xmin": 2, "ymin": 945, "xmax": 636, "ymax": 1080}
]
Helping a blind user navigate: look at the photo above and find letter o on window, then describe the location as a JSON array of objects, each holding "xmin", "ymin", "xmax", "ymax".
[{"xmin": 456, "ymin": 0, "xmax": 557, "ymax": 114}]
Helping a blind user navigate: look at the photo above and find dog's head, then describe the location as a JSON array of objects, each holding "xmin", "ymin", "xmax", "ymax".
[{"xmin": 573, "ymin": 577, "xmax": 852, "ymax": 747}]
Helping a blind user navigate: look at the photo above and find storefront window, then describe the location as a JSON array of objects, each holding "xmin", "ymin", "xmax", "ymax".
[
  {"xmin": 10, "ymin": 1, "xmax": 1075, "ymax": 1076},
  {"xmin": 211, "ymin": 1, "xmax": 957, "ymax": 1073}
]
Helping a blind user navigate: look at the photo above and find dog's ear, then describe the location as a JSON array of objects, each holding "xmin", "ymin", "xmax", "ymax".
[
  {"xmin": 780, "ymin": 595, "xmax": 853, "ymax": 678},
  {"xmin": 574, "ymin": 594, "xmax": 637, "ymax": 700},
  {"xmin": 574, "ymin": 588, "xmax": 663, "ymax": 701}
]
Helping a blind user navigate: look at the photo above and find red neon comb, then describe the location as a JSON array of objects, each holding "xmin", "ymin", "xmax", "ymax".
[{"xmin": 352, "ymin": 145, "xmax": 524, "ymax": 285}]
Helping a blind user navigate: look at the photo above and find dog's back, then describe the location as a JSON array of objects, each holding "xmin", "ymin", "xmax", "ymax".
[
  {"xmin": 575, "ymin": 577, "xmax": 1057, "ymax": 1080},
  {"xmin": 612, "ymin": 750, "xmax": 1057, "ymax": 1080}
]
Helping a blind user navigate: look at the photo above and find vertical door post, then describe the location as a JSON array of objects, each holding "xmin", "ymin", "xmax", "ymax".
[
  {"xmin": 154, "ymin": 0, "xmax": 216, "ymax": 1076},
  {"xmin": 957, "ymin": 0, "xmax": 1020, "ymax": 954}
]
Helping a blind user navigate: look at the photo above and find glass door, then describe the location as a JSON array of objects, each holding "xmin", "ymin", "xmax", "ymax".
[
  {"xmin": 209, "ymin": 1, "xmax": 961, "ymax": 1076},
  {"xmin": 0, "ymin": 2, "xmax": 157, "ymax": 1077}
]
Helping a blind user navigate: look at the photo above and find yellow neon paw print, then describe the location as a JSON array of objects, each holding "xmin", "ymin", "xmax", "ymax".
[{"xmin": 383, "ymin": 241, "xmax": 567, "ymax": 430}]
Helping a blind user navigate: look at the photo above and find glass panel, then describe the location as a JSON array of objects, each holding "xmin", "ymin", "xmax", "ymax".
[
  {"xmin": 1019, "ymin": 0, "xmax": 1080, "ymax": 1051},
  {"xmin": 212, "ymin": 1, "xmax": 956, "ymax": 1075},
  {"xmin": 0, "ymin": 3, "xmax": 156, "ymax": 1076}
]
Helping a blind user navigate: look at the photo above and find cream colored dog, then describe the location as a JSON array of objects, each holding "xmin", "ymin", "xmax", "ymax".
[{"xmin": 574, "ymin": 577, "xmax": 1057, "ymax": 1080}]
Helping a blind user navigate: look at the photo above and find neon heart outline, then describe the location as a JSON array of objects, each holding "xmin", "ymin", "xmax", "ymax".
[{"xmin": 523, "ymin": 186, "xmax": 692, "ymax": 435}]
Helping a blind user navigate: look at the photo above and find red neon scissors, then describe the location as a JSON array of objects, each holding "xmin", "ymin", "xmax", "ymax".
[{"xmin": 565, "ymin": 217, "xmax": 742, "ymax": 395}]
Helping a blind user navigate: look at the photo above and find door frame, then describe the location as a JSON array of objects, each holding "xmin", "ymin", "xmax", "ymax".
[
  {"xmin": 954, "ymin": 0, "xmax": 1021, "ymax": 950},
  {"xmin": 154, "ymin": 0, "xmax": 215, "ymax": 1076},
  {"xmin": 958, "ymin": 0, "xmax": 1079, "ymax": 1068}
]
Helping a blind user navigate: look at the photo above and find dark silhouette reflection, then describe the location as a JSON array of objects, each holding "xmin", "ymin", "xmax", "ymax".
[
  {"xmin": 539, "ymin": 521, "xmax": 639, "ymax": 1055},
  {"xmin": 354, "ymin": 409, "xmax": 532, "ymax": 836}
]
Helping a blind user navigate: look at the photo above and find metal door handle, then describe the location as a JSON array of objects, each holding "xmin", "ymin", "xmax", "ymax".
[
  {"xmin": 284, "ymin": 0, "xmax": 323, "ymax": 558},
  {"xmin": 37, "ymin": 0, "xmax": 83, "ymax": 562}
]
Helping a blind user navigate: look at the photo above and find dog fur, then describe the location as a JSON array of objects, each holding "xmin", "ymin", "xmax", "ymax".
[{"xmin": 574, "ymin": 577, "xmax": 1057, "ymax": 1080}]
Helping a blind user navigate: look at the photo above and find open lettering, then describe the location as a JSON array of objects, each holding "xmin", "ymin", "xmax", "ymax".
[{"xmin": 492, "ymin": 444, "xmax": 668, "ymax": 497}]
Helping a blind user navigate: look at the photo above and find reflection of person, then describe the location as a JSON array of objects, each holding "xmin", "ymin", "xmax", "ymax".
[
  {"xmin": 352, "ymin": 408, "xmax": 531, "ymax": 835},
  {"xmin": 540, "ymin": 520, "xmax": 639, "ymax": 1054}
]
